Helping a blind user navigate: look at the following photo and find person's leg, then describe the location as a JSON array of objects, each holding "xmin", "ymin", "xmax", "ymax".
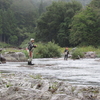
[
  {"xmin": 66, "ymin": 54, "xmax": 69, "ymax": 60},
  {"xmin": 64, "ymin": 55, "xmax": 67, "ymax": 60},
  {"xmin": 65, "ymin": 55, "xmax": 67, "ymax": 60},
  {"xmin": 64, "ymin": 55, "xmax": 66, "ymax": 60},
  {"xmin": 28, "ymin": 51, "xmax": 33, "ymax": 65}
]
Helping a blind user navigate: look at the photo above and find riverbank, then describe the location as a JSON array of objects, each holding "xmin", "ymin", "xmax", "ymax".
[
  {"xmin": 1, "ymin": 46, "xmax": 100, "ymax": 63},
  {"xmin": 0, "ymin": 72, "xmax": 100, "ymax": 100}
]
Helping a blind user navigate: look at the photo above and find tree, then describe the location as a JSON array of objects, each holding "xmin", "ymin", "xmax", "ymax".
[
  {"xmin": 9, "ymin": 35, "xmax": 18, "ymax": 45},
  {"xmin": 16, "ymin": 27, "xmax": 30, "ymax": 45},
  {"xmin": 10, "ymin": 0, "xmax": 38, "ymax": 33},
  {"xmin": 36, "ymin": 1, "xmax": 82, "ymax": 47},
  {"xmin": 89, "ymin": 0, "xmax": 100, "ymax": 8},
  {"xmin": 1, "ymin": 9, "xmax": 17, "ymax": 44},
  {"xmin": 0, "ymin": 10, "xmax": 2, "ymax": 41},
  {"xmin": 0, "ymin": 0, "xmax": 12, "ymax": 10},
  {"xmin": 69, "ymin": 7, "xmax": 100, "ymax": 46},
  {"xmin": 39, "ymin": 0, "xmax": 44, "ymax": 16}
]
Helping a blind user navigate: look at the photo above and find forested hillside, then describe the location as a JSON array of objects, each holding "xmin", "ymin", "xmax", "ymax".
[
  {"xmin": 41, "ymin": 0, "xmax": 91, "ymax": 6},
  {"xmin": 0, "ymin": 0, "xmax": 100, "ymax": 47}
]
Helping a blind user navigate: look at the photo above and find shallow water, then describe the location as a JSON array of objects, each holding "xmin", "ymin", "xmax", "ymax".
[{"xmin": 0, "ymin": 58, "xmax": 100, "ymax": 86}]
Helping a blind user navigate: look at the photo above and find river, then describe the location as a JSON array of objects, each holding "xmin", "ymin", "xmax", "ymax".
[{"xmin": 0, "ymin": 58, "xmax": 100, "ymax": 86}]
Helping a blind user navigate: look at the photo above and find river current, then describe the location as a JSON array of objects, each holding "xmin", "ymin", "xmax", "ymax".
[{"xmin": 0, "ymin": 58, "xmax": 100, "ymax": 86}]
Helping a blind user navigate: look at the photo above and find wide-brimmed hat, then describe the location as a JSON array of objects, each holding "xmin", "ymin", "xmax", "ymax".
[{"xmin": 30, "ymin": 38, "xmax": 34, "ymax": 41}]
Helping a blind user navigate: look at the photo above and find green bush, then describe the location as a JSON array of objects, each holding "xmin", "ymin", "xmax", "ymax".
[
  {"xmin": 19, "ymin": 39, "xmax": 29, "ymax": 48},
  {"xmin": 74, "ymin": 46, "xmax": 100, "ymax": 58},
  {"xmin": 0, "ymin": 42, "xmax": 11, "ymax": 48},
  {"xmin": 96, "ymin": 50, "xmax": 100, "ymax": 58},
  {"xmin": 33, "ymin": 42, "xmax": 61, "ymax": 58},
  {"xmin": 77, "ymin": 46, "xmax": 96, "ymax": 52},
  {"xmin": 22, "ymin": 49, "xmax": 29, "ymax": 58},
  {"xmin": 71, "ymin": 49, "xmax": 84, "ymax": 59}
]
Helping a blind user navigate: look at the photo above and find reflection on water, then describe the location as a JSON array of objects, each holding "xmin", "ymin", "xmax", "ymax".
[{"xmin": 0, "ymin": 58, "xmax": 100, "ymax": 86}]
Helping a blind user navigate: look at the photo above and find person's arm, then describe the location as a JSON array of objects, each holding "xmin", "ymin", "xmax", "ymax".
[{"xmin": 33, "ymin": 45, "xmax": 37, "ymax": 48}]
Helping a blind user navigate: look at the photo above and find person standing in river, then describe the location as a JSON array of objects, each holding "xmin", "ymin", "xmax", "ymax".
[
  {"xmin": 27, "ymin": 38, "xmax": 37, "ymax": 65},
  {"xmin": 64, "ymin": 47, "xmax": 69, "ymax": 60}
]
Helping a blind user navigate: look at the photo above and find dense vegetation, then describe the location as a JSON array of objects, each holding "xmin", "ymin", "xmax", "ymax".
[
  {"xmin": 36, "ymin": 1, "xmax": 82, "ymax": 47},
  {"xmin": 70, "ymin": 0, "xmax": 100, "ymax": 47},
  {"xmin": 1, "ymin": 0, "xmax": 100, "ymax": 48},
  {"xmin": 0, "ymin": 0, "xmax": 39, "ymax": 46},
  {"xmin": 33, "ymin": 42, "xmax": 61, "ymax": 58}
]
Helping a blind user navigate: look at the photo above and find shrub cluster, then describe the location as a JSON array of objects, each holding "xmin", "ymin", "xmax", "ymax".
[
  {"xmin": 33, "ymin": 42, "xmax": 61, "ymax": 58},
  {"xmin": 71, "ymin": 49, "xmax": 84, "ymax": 59},
  {"xmin": 0, "ymin": 42, "xmax": 11, "ymax": 48}
]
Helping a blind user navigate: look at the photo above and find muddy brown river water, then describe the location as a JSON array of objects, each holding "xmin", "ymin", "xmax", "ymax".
[{"xmin": 0, "ymin": 58, "xmax": 100, "ymax": 86}]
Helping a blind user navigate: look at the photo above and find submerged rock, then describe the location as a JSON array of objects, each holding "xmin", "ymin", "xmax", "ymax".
[{"xmin": 0, "ymin": 56, "xmax": 6, "ymax": 64}]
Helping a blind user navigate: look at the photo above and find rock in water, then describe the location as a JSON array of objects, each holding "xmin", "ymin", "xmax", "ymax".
[{"xmin": 0, "ymin": 55, "xmax": 6, "ymax": 63}]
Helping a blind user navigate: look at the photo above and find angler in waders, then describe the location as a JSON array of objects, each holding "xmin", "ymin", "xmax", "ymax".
[
  {"xmin": 64, "ymin": 47, "xmax": 69, "ymax": 60},
  {"xmin": 27, "ymin": 38, "xmax": 37, "ymax": 65}
]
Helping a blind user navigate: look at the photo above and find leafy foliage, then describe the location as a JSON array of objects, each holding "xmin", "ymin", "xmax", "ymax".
[
  {"xmin": 71, "ymin": 49, "xmax": 84, "ymax": 59},
  {"xmin": 0, "ymin": 0, "xmax": 40, "ymax": 46},
  {"xmin": 89, "ymin": 0, "xmax": 100, "ymax": 8},
  {"xmin": 69, "ymin": 6, "xmax": 100, "ymax": 47},
  {"xmin": 33, "ymin": 42, "xmax": 61, "ymax": 58},
  {"xmin": 36, "ymin": 1, "xmax": 82, "ymax": 47},
  {"xmin": 0, "ymin": 42, "xmax": 11, "ymax": 48},
  {"xmin": 1, "ymin": 0, "xmax": 100, "ymax": 48}
]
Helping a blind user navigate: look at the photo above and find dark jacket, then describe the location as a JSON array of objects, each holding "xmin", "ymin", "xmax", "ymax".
[
  {"xmin": 28, "ymin": 42, "xmax": 36, "ymax": 51},
  {"xmin": 64, "ymin": 50, "xmax": 69, "ymax": 55}
]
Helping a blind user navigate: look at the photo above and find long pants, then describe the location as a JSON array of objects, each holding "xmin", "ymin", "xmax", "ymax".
[{"xmin": 64, "ymin": 55, "xmax": 68, "ymax": 60}]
